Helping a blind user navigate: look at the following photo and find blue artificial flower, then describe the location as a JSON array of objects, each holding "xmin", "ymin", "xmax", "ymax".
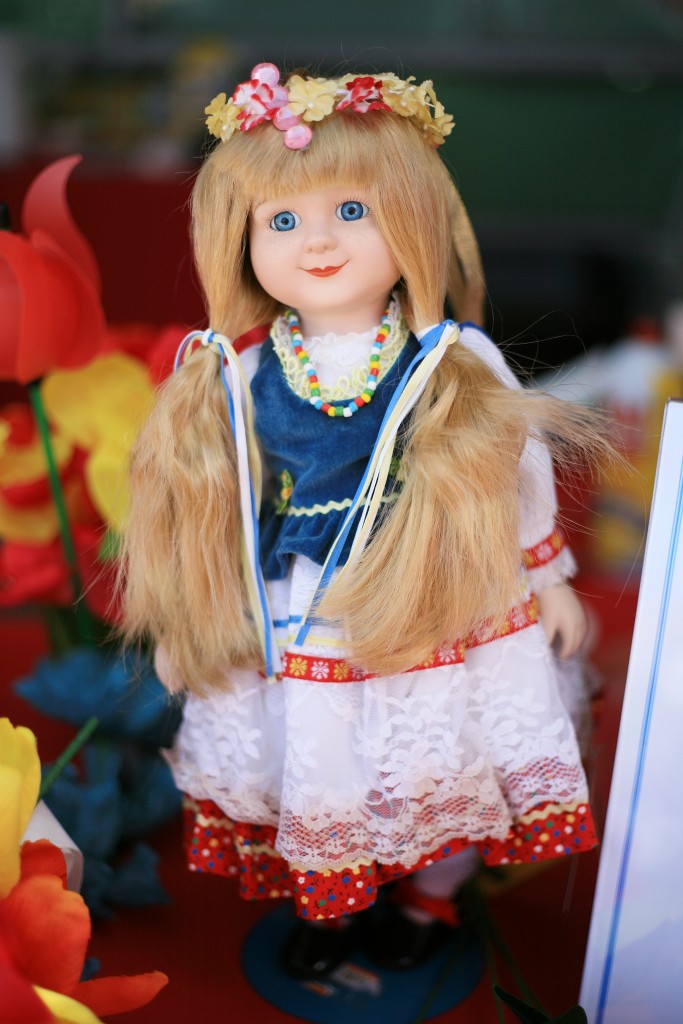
[
  {"xmin": 106, "ymin": 843, "xmax": 171, "ymax": 908},
  {"xmin": 16, "ymin": 646, "xmax": 183, "ymax": 747}
]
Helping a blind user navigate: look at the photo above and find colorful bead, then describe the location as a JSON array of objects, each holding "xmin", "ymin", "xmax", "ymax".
[{"xmin": 286, "ymin": 307, "xmax": 392, "ymax": 418}]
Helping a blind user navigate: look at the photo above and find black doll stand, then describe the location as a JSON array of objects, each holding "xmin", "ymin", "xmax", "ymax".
[{"xmin": 242, "ymin": 905, "xmax": 484, "ymax": 1023}]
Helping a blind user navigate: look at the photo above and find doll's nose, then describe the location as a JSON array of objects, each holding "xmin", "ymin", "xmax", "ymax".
[{"xmin": 303, "ymin": 227, "xmax": 338, "ymax": 254}]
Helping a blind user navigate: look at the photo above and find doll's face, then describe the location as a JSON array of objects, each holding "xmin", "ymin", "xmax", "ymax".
[{"xmin": 249, "ymin": 186, "xmax": 400, "ymax": 337}]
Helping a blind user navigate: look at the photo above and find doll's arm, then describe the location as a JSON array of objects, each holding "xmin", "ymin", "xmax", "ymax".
[
  {"xmin": 518, "ymin": 433, "xmax": 577, "ymax": 591},
  {"xmin": 537, "ymin": 583, "xmax": 587, "ymax": 658},
  {"xmin": 517, "ymin": 410, "xmax": 586, "ymax": 658}
]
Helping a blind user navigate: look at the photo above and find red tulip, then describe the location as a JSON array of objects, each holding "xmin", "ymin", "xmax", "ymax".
[
  {"xmin": 1, "ymin": 840, "xmax": 168, "ymax": 1019},
  {"xmin": 0, "ymin": 156, "xmax": 106, "ymax": 384}
]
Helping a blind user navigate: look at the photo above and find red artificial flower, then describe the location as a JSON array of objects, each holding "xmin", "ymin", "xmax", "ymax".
[
  {"xmin": 0, "ymin": 155, "xmax": 106, "ymax": 385},
  {"xmin": 0, "ymin": 540, "xmax": 73, "ymax": 608},
  {"xmin": 1, "ymin": 840, "xmax": 168, "ymax": 1019},
  {"xmin": 0, "ymin": 403, "xmax": 77, "ymax": 510},
  {"xmin": 0, "ymin": 922, "xmax": 54, "ymax": 1024},
  {"xmin": 100, "ymin": 323, "xmax": 187, "ymax": 385},
  {"xmin": 233, "ymin": 77, "xmax": 288, "ymax": 130},
  {"xmin": 337, "ymin": 77, "xmax": 391, "ymax": 114}
]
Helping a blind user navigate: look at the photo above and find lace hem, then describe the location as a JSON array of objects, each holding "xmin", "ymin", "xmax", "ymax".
[{"xmin": 183, "ymin": 795, "xmax": 598, "ymax": 918}]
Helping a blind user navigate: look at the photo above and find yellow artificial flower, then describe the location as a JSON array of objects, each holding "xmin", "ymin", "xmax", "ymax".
[
  {"xmin": 41, "ymin": 353, "xmax": 155, "ymax": 529},
  {"xmin": 0, "ymin": 719, "xmax": 40, "ymax": 898},
  {"xmin": 374, "ymin": 72, "xmax": 406, "ymax": 91},
  {"xmin": 382, "ymin": 77, "xmax": 426, "ymax": 118},
  {"xmin": 85, "ymin": 439, "xmax": 136, "ymax": 529},
  {"xmin": 205, "ymin": 92, "xmax": 228, "ymax": 136},
  {"xmin": 220, "ymin": 102, "xmax": 240, "ymax": 140},
  {"xmin": 287, "ymin": 76, "xmax": 338, "ymax": 122},
  {"xmin": 425, "ymin": 102, "xmax": 455, "ymax": 145},
  {"xmin": 0, "ymin": 493, "xmax": 58, "ymax": 543},
  {"xmin": 35, "ymin": 987, "xmax": 104, "ymax": 1024},
  {"xmin": 41, "ymin": 353, "xmax": 154, "ymax": 452},
  {"xmin": 0, "ymin": 410, "xmax": 72, "ymax": 487}
]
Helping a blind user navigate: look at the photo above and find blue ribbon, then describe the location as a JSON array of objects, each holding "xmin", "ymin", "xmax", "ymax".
[{"xmin": 174, "ymin": 331, "xmax": 276, "ymax": 679}]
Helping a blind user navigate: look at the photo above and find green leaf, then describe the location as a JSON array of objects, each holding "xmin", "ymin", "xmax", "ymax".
[{"xmin": 98, "ymin": 527, "xmax": 122, "ymax": 562}]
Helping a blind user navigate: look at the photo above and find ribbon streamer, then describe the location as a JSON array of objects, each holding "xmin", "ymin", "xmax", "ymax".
[{"xmin": 174, "ymin": 331, "xmax": 281, "ymax": 680}]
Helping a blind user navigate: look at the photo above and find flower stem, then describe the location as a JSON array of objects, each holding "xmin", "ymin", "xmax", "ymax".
[
  {"xmin": 27, "ymin": 380, "xmax": 95, "ymax": 644},
  {"xmin": 466, "ymin": 880, "xmax": 547, "ymax": 1016},
  {"xmin": 39, "ymin": 715, "xmax": 99, "ymax": 798}
]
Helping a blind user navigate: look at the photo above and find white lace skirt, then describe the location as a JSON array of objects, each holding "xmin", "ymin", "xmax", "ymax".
[{"xmin": 167, "ymin": 556, "xmax": 591, "ymax": 873}]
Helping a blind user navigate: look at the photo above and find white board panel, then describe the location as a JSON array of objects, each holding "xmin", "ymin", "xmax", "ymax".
[{"xmin": 580, "ymin": 399, "xmax": 683, "ymax": 1022}]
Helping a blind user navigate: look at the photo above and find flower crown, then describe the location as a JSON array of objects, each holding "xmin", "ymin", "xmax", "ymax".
[{"xmin": 205, "ymin": 64, "xmax": 454, "ymax": 151}]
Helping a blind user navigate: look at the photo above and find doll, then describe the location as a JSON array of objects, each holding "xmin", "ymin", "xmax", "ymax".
[{"xmin": 121, "ymin": 65, "xmax": 606, "ymax": 977}]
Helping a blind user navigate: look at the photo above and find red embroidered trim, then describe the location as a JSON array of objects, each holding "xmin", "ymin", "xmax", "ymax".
[
  {"xmin": 282, "ymin": 596, "xmax": 539, "ymax": 683},
  {"xmin": 522, "ymin": 528, "xmax": 566, "ymax": 569}
]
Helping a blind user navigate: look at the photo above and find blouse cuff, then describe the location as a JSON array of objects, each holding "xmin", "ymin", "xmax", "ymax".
[{"xmin": 522, "ymin": 529, "xmax": 578, "ymax": 591}]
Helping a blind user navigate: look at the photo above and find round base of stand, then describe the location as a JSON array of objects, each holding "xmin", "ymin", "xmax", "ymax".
[{"xmin": 242, "ymin": 905, "xmax": 485, "ymax": 1024}]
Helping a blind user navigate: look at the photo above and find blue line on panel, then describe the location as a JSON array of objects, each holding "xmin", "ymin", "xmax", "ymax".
[{"xmin": 595, "ymin": 453, "xmax": 683, "ymax": 1022}]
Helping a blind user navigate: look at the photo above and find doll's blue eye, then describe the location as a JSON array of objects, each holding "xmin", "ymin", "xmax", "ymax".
[
  {"xmin": 270, "ymin": 210, "xmax": 301, "ymax": 231},
  {"xmin": 336, "ymin": 201, "xmax": 369, "ymax": 222}
]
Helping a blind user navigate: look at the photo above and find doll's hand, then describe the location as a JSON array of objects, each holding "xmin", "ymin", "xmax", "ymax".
[
  {"xmin": 537, "ymin": 583, "xmax": 587, "ymax": 659},
  {"xmin": 154, "ymin": 642, "xmax": 185, "ymax": 692}
]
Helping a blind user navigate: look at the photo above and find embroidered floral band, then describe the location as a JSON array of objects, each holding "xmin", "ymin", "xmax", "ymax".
[
  {"xmin": 522, "ymin": 528, "xmax": 567, "ymax": 570},
  {"xmin": 282, "ymin": 595, "xmax": 540, "ymax": 683}
]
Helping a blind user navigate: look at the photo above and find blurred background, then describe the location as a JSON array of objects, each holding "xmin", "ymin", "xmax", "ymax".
[
  {"xmin": 1, "ymin": 4, "xmax": 683, "ymax": 1021},
  {"xmin": 2, "ymin": 0, "xmax": 683, "ymax": 362}
]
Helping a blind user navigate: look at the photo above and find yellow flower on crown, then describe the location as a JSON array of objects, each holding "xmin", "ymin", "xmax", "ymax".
[
  {"xmin": 286, "ymin": 76, "xmax": 338, "ymax": 123},
  {"xmin": 205, "ymin": 92, "xmax": 240, "ymax": 140},
  {"xmin": 426, "ymin": 101, "xmax": 455, "ymax": 143},
  {"xmin": 382, "ymin": 77, "xmax": 425, "ymax": 118},
  {"xmin": 205, "ymin": 92, "xmax": 228, "ymax": 133}
]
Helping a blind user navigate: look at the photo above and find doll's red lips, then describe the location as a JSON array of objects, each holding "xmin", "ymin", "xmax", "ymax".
[{"xmin": 305, "ymin": 262, "xmax": 348, "ymax": 277}]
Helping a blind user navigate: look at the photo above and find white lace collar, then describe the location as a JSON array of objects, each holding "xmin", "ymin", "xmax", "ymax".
[{"xmin": 270, "ymin": 295, "xmax": 409, "ymax": 400}]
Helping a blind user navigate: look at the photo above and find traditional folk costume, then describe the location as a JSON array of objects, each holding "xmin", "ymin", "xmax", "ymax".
[{"xmin": 167, "ymin": 301, "xmax": 598, "ymax": 921}]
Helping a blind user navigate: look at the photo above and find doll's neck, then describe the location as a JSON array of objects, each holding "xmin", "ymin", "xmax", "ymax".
[{"xmin": 295, "ymin": 295, "xmax": 391, "ymax": 339}]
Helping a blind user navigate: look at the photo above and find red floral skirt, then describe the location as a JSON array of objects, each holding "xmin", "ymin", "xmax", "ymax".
[{"xmin": 182, "ymin": 795, "xmax": 598, "ymax": 920}]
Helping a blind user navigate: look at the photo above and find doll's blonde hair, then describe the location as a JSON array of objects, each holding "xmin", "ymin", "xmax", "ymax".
[{"xmin": 121, "ymin": 109, "xmax": 605, "ymax": 691}]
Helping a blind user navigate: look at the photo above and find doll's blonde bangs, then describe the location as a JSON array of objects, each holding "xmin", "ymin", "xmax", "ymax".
[{"xmin": 210, "ymin": 112, "xmax": 430, "ymax": 205}]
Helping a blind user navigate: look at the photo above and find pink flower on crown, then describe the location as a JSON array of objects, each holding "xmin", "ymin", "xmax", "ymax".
[
  {"xmin": 232, "ymin": 63, "xmax": 289, "ymax": 131},
  {"xmin": 337, "ymin": 76, "xmax": 391, "ymax": 114}
]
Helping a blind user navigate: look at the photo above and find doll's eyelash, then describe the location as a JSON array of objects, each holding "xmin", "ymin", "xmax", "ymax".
[
  {"xmin": 259, "ymin": 206, "xmax": 300, "ymax": 222},
  {"xmin": 338, "ymin": 197, "xmax": 370, "ymax": 212}
]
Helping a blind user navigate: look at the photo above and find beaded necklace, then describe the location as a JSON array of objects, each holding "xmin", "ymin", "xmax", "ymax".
[{"xmin": 285, "ymin": 307, "xmax": 392, "ymax": 417}]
